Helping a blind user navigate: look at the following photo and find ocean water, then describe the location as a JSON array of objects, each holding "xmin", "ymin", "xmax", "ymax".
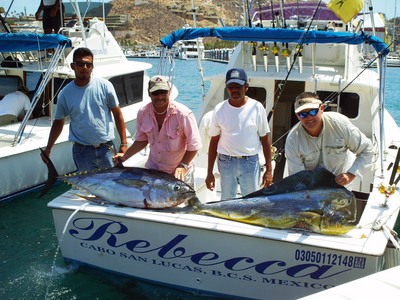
[{"xmin": 0, "ymin": 59, "xmax": 399, "ymax": 300}]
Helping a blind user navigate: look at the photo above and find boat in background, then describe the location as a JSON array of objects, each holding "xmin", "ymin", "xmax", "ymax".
[
  {"xmin": 176, "ymin": 38, "xmax": 205, "ymax": 60},
  {"xmin": 358, "ymin": 11, "xmax": 399, "ymax": 68},
  {"xmin": 385, "ymin": 54, "xmax": 400, "ymax": 66},
  {"xmin": 124, "ymin": 47, "xmax": 163, "ymax": 58},
  {"xmin": 364, "ymin": 53, "xmax": 400, "ymax": 67},
  {"xmin": 49, "ymin": 1, "xmax": 400, "ymax": 299},
  {"xmin": 176, "ymin": 24, "xmax": 205, "ymax": 60},
  {"xmin": 0, "ymin": 2, "xmax": 152, "ymax": 201}
]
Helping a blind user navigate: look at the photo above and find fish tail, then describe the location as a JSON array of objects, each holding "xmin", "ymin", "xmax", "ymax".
[{"xmin": 39, "ymin": 148, "xmax": 60, "ymax": 198}]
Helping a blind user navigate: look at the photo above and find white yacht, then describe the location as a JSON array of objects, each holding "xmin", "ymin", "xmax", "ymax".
[
  {"xmin": 48, "ymin": 1, "xmax": 400, "ymax": 299},
  {"xmin": 0, "ymin": 3, "xmax": 152, "ymax": 200}
]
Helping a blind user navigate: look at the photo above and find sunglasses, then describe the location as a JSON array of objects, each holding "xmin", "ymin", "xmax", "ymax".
[
  {"xmin": 298, "ymin": 108, "xmax": 319, "ymax": 119},
  {"xmin": 74, "ymin": 61, "xmax": 94, "ymax": 68},
  {"xmin": 151, "ymin": 90, "xmax": 168, "ymax": 96}
]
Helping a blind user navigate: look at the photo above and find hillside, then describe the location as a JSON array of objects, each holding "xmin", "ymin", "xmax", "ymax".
[{"xmin": 108, "ymin": 0, "xmax": 243, "ymax": 46}]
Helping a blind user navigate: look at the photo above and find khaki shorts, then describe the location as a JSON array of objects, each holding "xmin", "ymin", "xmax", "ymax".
[{"xmin": 0, "ymin": 114, "xmax": 18, "ymax": 126}]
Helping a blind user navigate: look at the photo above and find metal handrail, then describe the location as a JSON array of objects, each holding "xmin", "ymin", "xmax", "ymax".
[{"xmin": 12, "ymin": 43, "xmax": 68, "ymax": 146}]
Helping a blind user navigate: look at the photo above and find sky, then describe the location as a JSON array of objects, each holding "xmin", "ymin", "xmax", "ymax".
[{"xmin": 0, "ymin": 0, "xmax": 399, "ymax": 19}]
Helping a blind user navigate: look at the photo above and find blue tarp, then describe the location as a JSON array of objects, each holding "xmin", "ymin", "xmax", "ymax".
[
  {"xmin": 160, "ymin": 27, "xmax": 389, "ymax": 56},
  {"xmin": 0, "ymin": 33, "xmax": 72, "ymax": 52}
]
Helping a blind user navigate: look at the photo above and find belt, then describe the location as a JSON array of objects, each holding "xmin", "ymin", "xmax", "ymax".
[
  {"xmin": 73, "ymin": 141, "xmax": 113, "ymax": 148},
  {"xmin": 219, "ymin": 153, "xmax": 257, "ymax": 159}
]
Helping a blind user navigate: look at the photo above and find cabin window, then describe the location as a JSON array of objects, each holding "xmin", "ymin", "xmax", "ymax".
[
  {"xmin": 31, "ymin": 77, "xmax": 73, "ymax": 117},
  {"xmin": 109, "ymin": 71, "xmax": 144, "ymax": 108},
  {"xmin": 54, "ymin": 78, "xmax": 73, "ymax": 102},
  {"xmin": 0, "ymin": 75, "xmax": 23, "ymax": 98},
  {"xmin": 53, "ymin": 73, "xmax": 144, "ymax": 108},
  {"xmin": 317, "ymin": 91, "xmax": 360, "ymax": 118},
  {"xmin": 247, "ymin": 87, "xmax": 267, "ymax": 106}
]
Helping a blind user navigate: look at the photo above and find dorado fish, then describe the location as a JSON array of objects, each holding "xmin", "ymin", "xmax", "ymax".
[
  {"xmin": 193, "ymin": 168, "xmax": 357, "ymax": 235},
  {"xmin": 40, "ymin": 149, "xmax": 196, "ymax": 209}
]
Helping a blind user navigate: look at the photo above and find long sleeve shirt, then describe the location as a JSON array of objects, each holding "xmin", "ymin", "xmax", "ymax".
[{"xmin": 285, "ymin": 112, "xmax": 374, "ymax": 180}]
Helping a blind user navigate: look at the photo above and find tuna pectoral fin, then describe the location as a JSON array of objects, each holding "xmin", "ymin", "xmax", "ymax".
[
  {"xmin": 115, "ymin": 179, "xmax": 148, "ymax": 188},
  {"xmin": 39, "ymin": 148, "xmax": 59, "ymax": 198},
  {"xmin": 69, "ymin": 192, "xmax": 104, "ymax": 203}
]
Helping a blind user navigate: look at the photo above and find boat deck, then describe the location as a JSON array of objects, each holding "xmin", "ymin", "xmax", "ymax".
[{"xmin": 48, "ymin": 172, "xmax": 400, "ymax": 257}]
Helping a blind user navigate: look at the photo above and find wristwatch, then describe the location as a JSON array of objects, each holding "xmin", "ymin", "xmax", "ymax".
[{"xmin": 179, "ymin": 162, "xmax": 188, "ymax": 171}]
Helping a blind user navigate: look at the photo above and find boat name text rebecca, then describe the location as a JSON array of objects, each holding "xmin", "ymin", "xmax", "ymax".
[{"xmin": 69, "ymin": 218, "xmax": 366, "ymax": 285}]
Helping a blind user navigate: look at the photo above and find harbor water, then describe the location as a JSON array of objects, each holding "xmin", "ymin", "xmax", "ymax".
[{"xmin": 1, "ymin": 58, "xmax": 399, "ymax": 299}]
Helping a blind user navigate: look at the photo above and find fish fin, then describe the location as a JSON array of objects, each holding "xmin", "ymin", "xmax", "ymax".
[
  {"xmin": 297, "ymin": 211, "xmax": 323, "ymax": 233},
  {"xmin": 69, "ymin": 192, "xmax": 104, "ymax": 203},
  {"xmin": 115, "ymin": 178, "xmax": 148, "ymax": 188},
  {"xmin": 244, "ymin": 168, "xmax": 339, "ymax": 198},
  {"xmin": 39, "ymin": 148, "xmax": 60, "ymax": 198}
]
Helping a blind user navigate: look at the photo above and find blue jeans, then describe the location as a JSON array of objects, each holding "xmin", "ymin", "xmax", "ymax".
[
  {"xmin": 217, "ymin": 153, "xmax": 260, "ymax": 200},
  {"xmin": 72, "ymin": 141, "xmax": 115, "ymax": 171}
]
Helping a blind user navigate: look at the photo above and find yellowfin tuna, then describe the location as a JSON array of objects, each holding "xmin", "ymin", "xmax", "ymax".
[{"xmin": 40, "ymin": 149, "xmax": 196, "ymax": 209}]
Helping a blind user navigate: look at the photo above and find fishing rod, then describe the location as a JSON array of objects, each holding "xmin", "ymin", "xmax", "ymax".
[
  {"xmin": 245, "ymin": 0, "xmax": 253, "ymax": 27},
  {"xmin": 257, "ymin": 0, "xmax": 269, "ymax": 73},
  {"xmin": 389, "ymin": 148, "xmax": 400, "ymax": 185},
  {"xmin": 267, "ymin": 0, "xmax": 323, "ymax": 121}
]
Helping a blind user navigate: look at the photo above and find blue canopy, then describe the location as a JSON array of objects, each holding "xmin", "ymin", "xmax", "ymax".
[
  {"xmin": 160, "ymin": 27, "xmax": 389, "ymax": 56},
  {"xmin": 0, "ymin": 33, "xmax": 72, "ymax": 52}
]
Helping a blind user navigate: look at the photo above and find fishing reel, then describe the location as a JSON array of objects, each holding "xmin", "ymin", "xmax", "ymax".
[{"xmin": 379, "ymin": 183, "xmax": 396, "ymax": 207}]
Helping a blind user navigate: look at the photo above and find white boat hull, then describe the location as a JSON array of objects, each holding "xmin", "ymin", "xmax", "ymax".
[
  {"xmin": 48, "ymin": 185, "xmax": 399, "ymax": 299},
  {"xmin": 46, "ymin": 2, "xmax": 400, "ymax": 298},
  {"xmin": 0, "ymin": 16, "xmax": 151, "ymax": 200},
  {"xmin": 0, "ymin": 117, "xmax": 74, "ymax": 199},
  {"xmin": 0, "ymin": 116, "xmax": 137, "ymax": 200}
]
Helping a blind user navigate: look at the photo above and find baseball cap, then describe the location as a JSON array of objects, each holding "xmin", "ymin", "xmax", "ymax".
[
  {"xmin": 294, "ymin": 97, "xmax": 322, "ymax": 113},
  {"xmin": 148, "ymin": 75, "xmax": 171, "ymax": 93},
  {"xmin": 226, "ymin": 68, "xmax": 247, "ymax": 85}
]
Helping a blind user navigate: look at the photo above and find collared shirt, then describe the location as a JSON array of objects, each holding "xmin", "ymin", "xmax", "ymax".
[
  {"xmin": 285, "ymin": 112, "xmax": 374, "ymax": 179},
  {"xmin": 136, "ymin": 100, "xmax": 202, "ymax": 174}
]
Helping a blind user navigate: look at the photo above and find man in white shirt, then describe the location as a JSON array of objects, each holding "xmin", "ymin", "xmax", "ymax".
[
  {"xmin": 0, "ymin": 86, "xmax": 31, "ymax": 126},
  {"xmin": 205, "ymin": 68, "xmax": 273, "ymax": 199}
]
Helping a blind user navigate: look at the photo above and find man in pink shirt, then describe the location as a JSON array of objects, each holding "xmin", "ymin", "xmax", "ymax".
[{"xmin": 114, "ymin": 75, "xmax": 202, "ymax": 187}]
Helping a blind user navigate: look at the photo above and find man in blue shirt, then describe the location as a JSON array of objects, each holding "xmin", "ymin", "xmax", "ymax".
[{"xmin": 41, "ymin": 47, "xmax": 128, "ymax": 171}]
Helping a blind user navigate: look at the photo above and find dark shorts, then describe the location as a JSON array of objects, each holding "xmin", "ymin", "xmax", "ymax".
[{"xmin": 42, "ymin": 4, "xmax": 64, "ymax": 33}]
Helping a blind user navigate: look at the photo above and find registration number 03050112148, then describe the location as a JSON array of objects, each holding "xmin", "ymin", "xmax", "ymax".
[{"xmin": 294, "ymin": 249, "xmax": 366, "ymax": 269}]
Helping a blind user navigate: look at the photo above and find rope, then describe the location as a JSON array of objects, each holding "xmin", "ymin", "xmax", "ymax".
[{"xmin": 357, "ymin": 204, "xmax": 400, "ymax": 249}]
